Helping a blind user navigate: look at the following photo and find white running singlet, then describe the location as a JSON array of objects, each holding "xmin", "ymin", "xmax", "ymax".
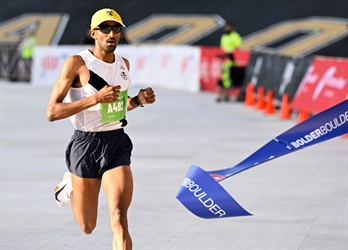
[{"xmin": 65, "ymin": 50, "xmax": 131, "ymax": 132}]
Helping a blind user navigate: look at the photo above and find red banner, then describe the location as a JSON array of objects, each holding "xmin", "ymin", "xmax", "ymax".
[
  {"xmin": 292, "ymin": 57, "xmax": 348, "ymax": 113},
  {"xmin": 200, "ymin": 47, "xmax": 223, "ymax": 91},
  {"xmin": 199, "ymin": 47, "xmax": 249, "ymax": 92}
]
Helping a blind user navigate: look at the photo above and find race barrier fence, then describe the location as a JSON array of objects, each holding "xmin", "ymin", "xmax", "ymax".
[
  {"xmin": 6, "ymin": 44, "xmax": 345, "ymax": 118},
  {"xmin": 241, "ymin": 52, "xmax": 314, "ymax": 102},
  {"xmin": 31, "ymin": 45, "xmax": 201, "ymax": 93}
]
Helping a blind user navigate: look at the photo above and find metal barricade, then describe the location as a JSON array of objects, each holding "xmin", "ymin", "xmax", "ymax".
[{"xmin": 0, "ymin": 42, "xmax": 23, "ymax": 81}]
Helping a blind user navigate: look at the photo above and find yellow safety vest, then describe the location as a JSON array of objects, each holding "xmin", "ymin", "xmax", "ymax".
[
  {"xmin": 21, "ymin": 35, "xmax": 38, "ymax": 59},
  {"xmin": 220, "ymin": 31, "xmax": 242, "ymax": 53}
]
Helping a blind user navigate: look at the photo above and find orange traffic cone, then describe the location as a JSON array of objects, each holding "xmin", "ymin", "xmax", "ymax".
[
  {"xmin": 297, "ymin": 110, "xmax": 310, "ymax": 123},
  {"xmin": 264, "ymin": 90, "xmax": 276, "ymax": 115},
  {"xmin": 279, "ymin": 93, "xmax": 291, "ymax": 120},
  {"xmin": 256, "ymin": 86, "xmax": 265, "ymax": 110},
  {"xmin": 244, "ymin": 83, "xmax": 255, "ymax": 107}
]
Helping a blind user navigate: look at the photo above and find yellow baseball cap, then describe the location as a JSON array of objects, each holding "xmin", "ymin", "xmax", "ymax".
[{"xmin": 90, "ymin": 8, "xmax": 125, "ymax": 29}]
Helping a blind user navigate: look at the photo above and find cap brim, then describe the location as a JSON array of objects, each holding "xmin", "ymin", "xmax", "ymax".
[{"xmin": 96, "ymin": 19, "xmax": 126, "ymax": 28}]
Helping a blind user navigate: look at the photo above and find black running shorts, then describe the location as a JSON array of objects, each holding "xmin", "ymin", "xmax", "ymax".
[{"xmin": 65, "ymin": 129, "xmax": 133, "ymax": 178}]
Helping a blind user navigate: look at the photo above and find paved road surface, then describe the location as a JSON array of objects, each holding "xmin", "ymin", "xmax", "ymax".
[{"xmin": 1, "ymin": 81, "xmax": 347, "ymax": 250}]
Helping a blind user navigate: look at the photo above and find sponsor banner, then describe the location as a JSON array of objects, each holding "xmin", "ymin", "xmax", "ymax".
[
  {"xmin": 292, "ymin": 57, "xmax": 348, "ymax": 113},
  {"xmin": 242, "ymin": 52, "xmax": 313, "ymax": 101},
  {"xmin": 31, "ymin": 45, "xmax": 92, "ymax": 86},
  {"xmin": 32, "ymin": 45, "xmax": 201, "ymax": 92},
  {"xmin": 199, "ymin": 47, "xmax": 249, "ymax": 91},
  {"xmin": 177, "ymin": 99, "xmax": 348, "ymax": 218},
  {"xmin": 200, "ymin": 47, "xmax": 222, "ymax": 91},
  {"xmin": 234, "ymin": 50, "xmax": 250, "ymax": 67},
  {"xmin": 156, "ymin": 45, "xmax": 201, "ymax": 92}
]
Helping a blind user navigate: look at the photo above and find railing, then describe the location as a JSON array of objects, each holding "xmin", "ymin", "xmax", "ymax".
[{"xmin": 0, "ymin": 42, "xmax": 31, "ymax": 81}]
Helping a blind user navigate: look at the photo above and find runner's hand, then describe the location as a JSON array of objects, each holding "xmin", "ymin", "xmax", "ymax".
[
  {"xmin": 96, "ymin": 85, "xmax": 121, "ymax": 103},
  {"xmin": 137, "ymin": 87, "xmax": 156, "ymax": 105}
]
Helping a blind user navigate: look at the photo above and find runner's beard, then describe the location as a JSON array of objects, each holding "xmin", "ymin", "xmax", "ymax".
[{"xmin": 104, "ymin": 44, "xmax": 117, "ymax": 53}]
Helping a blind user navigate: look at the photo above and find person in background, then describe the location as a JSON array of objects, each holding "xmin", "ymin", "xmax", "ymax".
[
  {"xmin": 218, "ymin": 22, "xmax": 242, "ymax": 101},
  {"xmin": 46, "ymin": 8, "xmax": 155, "ymax": 250},
  {"xmin": 220, "ymin": 21, "xmax": 242, "ymax": 54},
  {"xmin": 216, "ymin": 53, "xmax": 235, "ymax": 102},
  {"xmin": 18, "ymin": 30, "xmax": 38, "ymax": 81}
]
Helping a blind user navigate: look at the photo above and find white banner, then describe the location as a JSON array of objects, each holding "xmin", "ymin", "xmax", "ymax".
[{"xmin": 32, "ymin": 45, "xmax": 200, "ymax": 92}]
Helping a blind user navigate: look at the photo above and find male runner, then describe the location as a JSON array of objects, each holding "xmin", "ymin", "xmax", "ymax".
[{"xmin": 46, "ymin": 8, "xmax": 156, "ymax": 250}]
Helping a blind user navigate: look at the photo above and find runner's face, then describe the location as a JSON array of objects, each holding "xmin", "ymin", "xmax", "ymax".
[{"xmin": 92, "ymin": 21, "xmax": 122, "ymax": 53}]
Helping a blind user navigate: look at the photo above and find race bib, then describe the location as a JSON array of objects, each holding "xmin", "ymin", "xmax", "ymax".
[{"xmin": 101, "ymin": 90, "xmax": 128, "ymax": 123}]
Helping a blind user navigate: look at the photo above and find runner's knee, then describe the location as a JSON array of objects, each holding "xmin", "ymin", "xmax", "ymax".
[{"xmin": 78, "ymin": 221, "xmax": 96, "ymax": 235}]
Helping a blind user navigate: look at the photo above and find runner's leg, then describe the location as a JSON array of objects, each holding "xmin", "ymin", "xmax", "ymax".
[
  {"xmin": 70, "ymin": 174, "xmax": 101, "ymax": 234},
  {"xmin": 102, "ymin": 165, "xmax": 133, "ymax": 250}
]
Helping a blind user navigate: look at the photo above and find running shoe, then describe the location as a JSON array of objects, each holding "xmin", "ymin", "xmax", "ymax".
[{"xmin": 54, "ymin": 172, "xmax": 72, "ymax": 208}]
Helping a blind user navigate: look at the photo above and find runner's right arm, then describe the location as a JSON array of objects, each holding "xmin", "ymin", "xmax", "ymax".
[{"xmin": 46, "ymin": 55, "xmax": 120, "ymax": 122}]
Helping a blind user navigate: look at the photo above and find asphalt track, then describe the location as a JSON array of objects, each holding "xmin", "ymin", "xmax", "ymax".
[{"xmin": 1, "ymin": 80, "xmax": 347, "ymax": 250}]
